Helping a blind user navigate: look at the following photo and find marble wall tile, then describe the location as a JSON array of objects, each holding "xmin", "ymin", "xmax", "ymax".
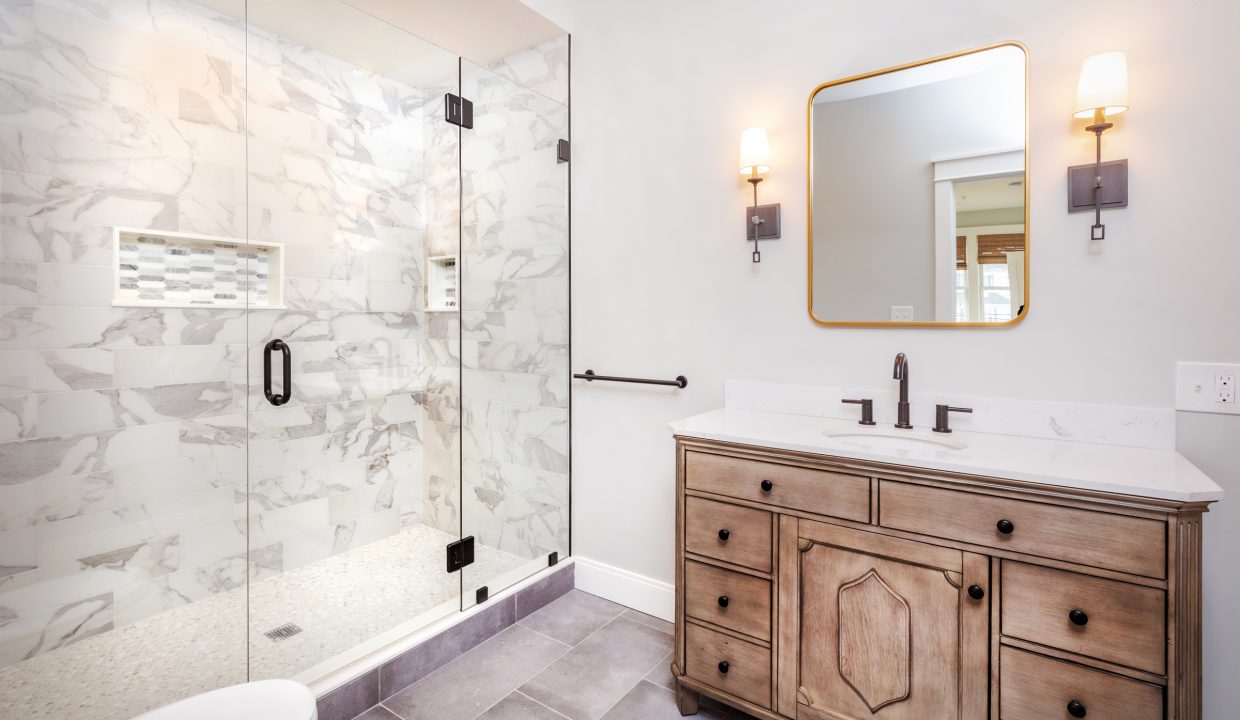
[
  {"xmin": 0, "ymin": 0, "xmax": 571, "ymax": 678},
  {"xmin": 0, "ymin": 591, "xmax": 111, "ymax": 666},
  {"xmin": 0, "ymin": 421, "xmax": 183, "ymax": 486},
  {"xmin": 462, "ymin": 369, "xmax": 567, "ymax": 409},
  {"xmin": 0, "ymin": 217, "xmax": 113, "ymax": 265},
  {"xmin": 0, "ymin": 526, "xmax": 37, "ymax": 578},
  {"xmin": 111, "ymin": 454, "xmax": 232, "ymax": 507},
  {"xmin": 483, "ymin": 36, "xmax": 569, "ymax": 107},
  {"xmin": 0, "ymin": 470, "xmax": 115, "ymax": 531},
  {"xmin": 0, "ymin": 348, "xmax": 114, "ymax": 396},
  {"xmin": 113, "ymin": 344, "xmax": 245, "ymax": 387},
  {"xmin": 31, "ymin": 381, "xmax": 234, "ymax": 438}
]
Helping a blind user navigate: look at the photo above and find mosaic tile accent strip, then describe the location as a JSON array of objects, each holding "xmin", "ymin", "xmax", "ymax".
[{"xmin": 114, "ymin": 228, "xmax": 283, "ymax": 308}]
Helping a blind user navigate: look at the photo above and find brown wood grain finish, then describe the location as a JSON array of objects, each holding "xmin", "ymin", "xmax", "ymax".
[
  {"xmin": 685, "ymin": 450, "xmax": 871, "ymax": 522},
  {"xmin": 684, "ymin": 560, "xmax": 771, "ymax": 640},
  {"xmin": 685, "ymin": 496, "xmax": 773, "ymax": 572},
  {"xmin": 776, "ymin": 515, "xmax": 799, "ymax": 717},
  {"xmin": 999, "ymin": 646, "xmax": 1163, "ymax": 720},
  {"xmin": 685, "ymin": 622, "xmax": 772, "ymax": 709},
  {"xmin": 961, "ymin": 552, "xmax": 990, "ymax": 720},
  {"xmin": 879, "ymin": 480, "xmax": 1167, "ymax": 578},
  {"xmin": 672, "ymin": 439, "xmax": 1209, "ymax": 720},
  {"xmin": 799, "ymin": 518, "xmax": 963, "ymax": 573},
  {"xmin": 1002, "ymin": 560, "xmax": 1166, "ymax": 674},
  {"xmin": 1170, "ymin": 513, "xmax": 1204, "ymax": 720},
  {"xmin": 797, "ymin": 522, "xmax": 977, "ymax": 720}
]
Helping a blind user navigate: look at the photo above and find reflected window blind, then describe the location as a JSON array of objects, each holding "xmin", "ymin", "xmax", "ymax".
[
  {"xmin": 977, "ymin": 233, "xmax": 1025, "ymax": 264},
  {"xmin": 956, "ymin": 236, "xmax": 966, "ymax": 269}
]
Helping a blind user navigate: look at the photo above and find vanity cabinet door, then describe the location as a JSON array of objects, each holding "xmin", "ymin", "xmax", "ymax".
[{"xmin": 783, "ymin": 520, "xmax": 988, "ymax": 720}]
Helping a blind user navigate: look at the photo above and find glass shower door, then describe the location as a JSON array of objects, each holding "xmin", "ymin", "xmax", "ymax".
[
  {"xmin": 242, "ymin": 0, "xmax": 464, "ymax": 683},
  {"xmin": 0, "ymin": 0, "xmax": 251, "ymax": 717},
  {"xmin": 458, "ymin": 57, "xmax": 571, "ymax": 607}
]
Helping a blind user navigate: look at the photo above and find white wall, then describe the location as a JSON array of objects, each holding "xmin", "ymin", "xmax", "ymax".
[{"xmin": 566, "ymin": 0, "xmax": 1239, "ymax": 714}]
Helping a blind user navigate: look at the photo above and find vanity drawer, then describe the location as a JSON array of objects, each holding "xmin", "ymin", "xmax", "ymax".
[
  {"xmin": 999, "ymin": 646, "xmax": 1162, "ymax": 720},
  {"xmin": 685, "ymin": 451, "xmax": 870, "ymax": 523},
  {"xmin": 685, "ymin": 496, "xmax": 773, "ymax": 572},
  {"xmin": 684, "ymin": 560, "xmax": 771, "ymax": 640},
  {"xmin": 1002, "ymin": 561, "xmax": 1165, "ymax": 674},
  {"xmin": 685, "ymin": 622, "xmax": 771, "ymax": 709},
  {"xmin": 878, "ymin": 481, "xmax": 1166, "ymax": 578}
]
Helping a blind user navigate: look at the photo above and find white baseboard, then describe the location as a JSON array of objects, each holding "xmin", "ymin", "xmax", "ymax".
[{"xmin": 573, "ymin": 556, "xmax": 674, "ymax": 621}]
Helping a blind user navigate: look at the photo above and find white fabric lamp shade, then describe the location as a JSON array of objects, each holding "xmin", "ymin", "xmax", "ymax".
[
  {"xmin": 1074, "ymin": 51, "xmax": 1129, "ymax": 119},
  {"xmin": 738, "ymin": 127, "xmax": 771, "ymax": 175}
]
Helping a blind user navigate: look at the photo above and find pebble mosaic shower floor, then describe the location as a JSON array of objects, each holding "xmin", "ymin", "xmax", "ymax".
[{"xmin": 0, "ymin": 525, "xmax": 527, "ymax": 720}]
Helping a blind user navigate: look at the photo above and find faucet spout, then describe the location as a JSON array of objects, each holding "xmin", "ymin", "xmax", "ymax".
[{"xmin": 893, "ymin": 353, "xmax": 912, "ymax": 429}]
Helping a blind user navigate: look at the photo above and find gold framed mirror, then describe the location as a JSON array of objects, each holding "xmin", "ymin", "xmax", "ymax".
[{"xmin": 808, "ymin": 42, "xmax": 1029, "ymax": 327}]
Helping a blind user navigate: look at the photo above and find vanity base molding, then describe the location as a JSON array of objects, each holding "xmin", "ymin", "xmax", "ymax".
[{"xmin": 672, "ymin": 437, "xmax": 1209, "ymax": 720}]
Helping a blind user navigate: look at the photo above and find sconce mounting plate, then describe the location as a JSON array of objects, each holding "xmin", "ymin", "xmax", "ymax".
[
  {"xmin": 1067, "ymin": 159, "xmax": 1128, "ymax": 212},
  {"xmin": 746, "ymin": 203, "xmax": 782, "ymax": 240}
]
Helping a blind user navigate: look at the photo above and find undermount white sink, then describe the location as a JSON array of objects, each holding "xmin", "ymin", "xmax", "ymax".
[{"xmin": 824, "ymin": 431, "xmax": 966, "ymax": 452}]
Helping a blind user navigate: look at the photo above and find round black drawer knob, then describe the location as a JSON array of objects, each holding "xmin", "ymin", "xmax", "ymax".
[
  {"xmin": 1069, "ymin": 609, "xmax": 1090, "ymax": 626},
  {"xmin": 967, "ymin": 585, "xmax": 985, "ymax": 601},
  {"xmin": 717, "ymin": 660, "xmax": 730, "ymax": 674},
  {"xmin": 760, "ymin": 479, "xmax": 774, "ymax": 492},
  {"xmin": 1067, "ymin": 699, "xmax": 1087, "ymax": 718},
  {"xmin": 718, "ymin": 528, "xmax": 730, "ymax": 541},
  {"xmin": 996, "ymin": 518, "xmax": 1015, "ymax": 535},
  {"xmin": 718, "ymin": 595, "xmax": 730, "ymax": 608}
]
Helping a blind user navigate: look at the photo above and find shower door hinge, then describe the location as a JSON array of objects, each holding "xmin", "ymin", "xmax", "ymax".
[
  {"xmin": 475, "ymin": 586, "xmax": 489, "ymax": 605},
  {"xmin": 556, "ymin": 139, "xmax": 570, "ymax": 164},
  {"xmin": 446, "ymin": 536, "xmax": 475, "ymax": 573},
  {"xmin": 548, "ymin": 551, "xmax": 559, "ymax": 567},
  {"xmin": 444, "ymin": 93, "xmax": 474, "ymax": 129}
]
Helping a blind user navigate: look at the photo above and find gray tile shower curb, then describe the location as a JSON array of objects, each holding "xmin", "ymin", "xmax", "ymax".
[{"xmin": 317, "ymin": 563, "xmax": 575, "ymax": 720}]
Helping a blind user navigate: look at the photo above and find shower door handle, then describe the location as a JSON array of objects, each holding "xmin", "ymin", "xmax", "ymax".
[{"xmin": 264, "ymin": 338, "xmax": 291, "ymax": 406}]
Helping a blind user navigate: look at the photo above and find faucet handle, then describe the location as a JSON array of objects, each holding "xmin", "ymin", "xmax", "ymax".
[
  {"xmin": 933, "ymin": 404, "xmax": 973, "ymax": 434},
  {"xmin": 842, "ymin": 398, "xmax": 877, "ymax": 426}
]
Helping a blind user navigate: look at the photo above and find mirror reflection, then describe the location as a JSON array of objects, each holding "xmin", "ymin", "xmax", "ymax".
[{"xmin": 809, "ymin": 44, "xmax": 1027, "ymax": 325}]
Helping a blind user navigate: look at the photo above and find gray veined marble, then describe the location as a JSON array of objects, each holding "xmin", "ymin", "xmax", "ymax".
[{"xmin": 0, "ymin": 0, "xmax": 569, "ymax": 706}]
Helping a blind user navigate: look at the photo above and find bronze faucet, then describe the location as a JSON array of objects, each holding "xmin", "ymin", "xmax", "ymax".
[{"xmin": 893, "ymin": 353, "xmax": 912, "ymax": 429}]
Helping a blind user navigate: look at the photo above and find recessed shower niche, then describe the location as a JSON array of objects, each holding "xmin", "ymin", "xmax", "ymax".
[{"xmin": 113, "ymin": 228, "xmax": 286, "ymax": 309}]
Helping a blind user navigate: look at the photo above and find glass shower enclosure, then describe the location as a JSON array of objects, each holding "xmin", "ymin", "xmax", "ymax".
[{"xmin": 0, "ymin": 1, "xmax": 569, "ymax": 717}]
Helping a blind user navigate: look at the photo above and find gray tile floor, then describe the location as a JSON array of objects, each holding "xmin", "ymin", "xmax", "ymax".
[{"xmin": 354, "ymin": 590, "xmax": 755, "ymax": 720}]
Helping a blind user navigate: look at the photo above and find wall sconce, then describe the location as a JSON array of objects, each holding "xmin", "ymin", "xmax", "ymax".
[
  {"xmin": 1068, "ymin": 51, "xmax": 1130, "ymax": 240},
  {"xmin": 739, "ymin": 127, "xmax": 781, "ymax": 262}
]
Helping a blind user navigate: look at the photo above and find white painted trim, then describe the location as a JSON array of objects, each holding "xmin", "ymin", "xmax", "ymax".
[
  {"xmin": 573, "ymin": 556, "xmax": 675, "ymax": 622},
  {"xmin": 933, "ymin": 181, "xmax": 957, "ymax": 321},
  {"xmin": 305, "ymin": 558, "xmax": 575, "ymax": 697},
  {"xmin": 931, "ymin": 148, "xmax": 1024, "ymax": 180}
]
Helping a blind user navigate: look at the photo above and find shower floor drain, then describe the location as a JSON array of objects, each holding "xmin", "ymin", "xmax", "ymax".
[{"xmin": 264, "ymin": 623, "xmax": 304, "ymax": 642}]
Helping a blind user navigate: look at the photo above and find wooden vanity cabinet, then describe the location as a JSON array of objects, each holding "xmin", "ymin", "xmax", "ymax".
[{"xmin": 672, "ymin": 438, "xmax": 1209, "ymax": 720}]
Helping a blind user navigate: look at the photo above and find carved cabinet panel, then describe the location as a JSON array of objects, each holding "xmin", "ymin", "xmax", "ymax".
[{"xmin": 787, "ymin": 520, "xmax": 989, "ymax": 720}]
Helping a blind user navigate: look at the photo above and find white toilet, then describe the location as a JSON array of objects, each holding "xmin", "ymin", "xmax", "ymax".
[{"xmin": 134, "ymin": 680, "xmax": 317, "ymax": 720}]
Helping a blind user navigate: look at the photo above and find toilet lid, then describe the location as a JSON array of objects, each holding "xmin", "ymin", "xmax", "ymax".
[{"xmin": 134, "ymin": 680, "xmax": 316, "ymax": 720}]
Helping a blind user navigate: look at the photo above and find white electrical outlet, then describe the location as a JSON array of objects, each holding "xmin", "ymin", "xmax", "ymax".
[
  {"xmin": 1218, "ymin": 374, "xmax": 1236, "ymax": 404},
  {"xmin": 890, "ymin": 306, "xmax": 914, "ymax": 322},
  {"xmin": 1176, "ymin": 362, "xmax": 1240, "ymax": 415}
]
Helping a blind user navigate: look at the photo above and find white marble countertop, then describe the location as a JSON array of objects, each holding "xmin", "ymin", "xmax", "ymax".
[{"xmin": 670, "ymin": 408, "xmax": 1224, "ymax": 503}]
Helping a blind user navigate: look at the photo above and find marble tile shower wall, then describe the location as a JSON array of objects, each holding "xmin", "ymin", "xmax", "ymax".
[
  {"xmin": 0, "ymin": 0, "xmax": 432, "ymax": 667},
  {"xmin": 456, "ymin": 47, "xmax": 570, "ymax": 562}
]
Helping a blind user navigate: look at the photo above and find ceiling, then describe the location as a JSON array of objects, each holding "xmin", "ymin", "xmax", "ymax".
[
  {"xmin": 955, "ymin": 174, "xmax": 1025, "ymax": 213},
  {"xmin": 196, "ymin": 0, "xmax": 565, "ymax": 83}
]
